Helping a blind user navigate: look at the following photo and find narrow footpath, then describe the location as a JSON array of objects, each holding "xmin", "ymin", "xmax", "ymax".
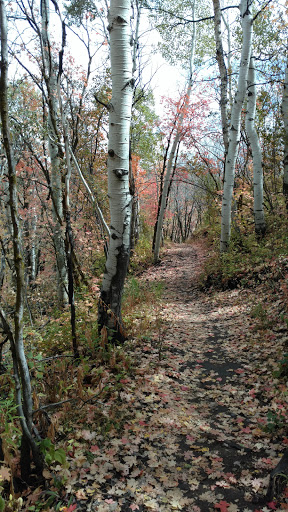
[{"xmin": 72, "ymin": 243, "xmax": 288, "ymax": 512}]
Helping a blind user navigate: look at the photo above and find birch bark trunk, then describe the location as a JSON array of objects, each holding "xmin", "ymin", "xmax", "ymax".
[
  {"xmin": 153, "ymin": 0, "xmax": 196, "ymax": 263},
  {"xmin": 98, "ymin": 0, "xmax": 134, "ymax": 342},
  {"xmin": 40, "ymin": 0, "xmax": 68, "ymax": 306},
  {"xmin": 282, "ymin": 46, "xmax": 288, "ymax": 207},
  {"xmin": 220, "ymin": 0, "xmax": 253, "ymax": 253},
  {"xmin": 245, "ymin": 56, "xmax": 265, "ymax": 235},
  {"xmin": 212, "ymin": 0, "xmax": 229, "ymax": 158}
]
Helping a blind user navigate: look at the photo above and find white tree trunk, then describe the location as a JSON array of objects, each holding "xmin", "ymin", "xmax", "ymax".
[
  {"xmin": 212, "ymin": 0, "xmax": 229, "ymax": 156},
  {"xmin": 222, "ymin": 10, "xmax": 233, "ymax": 108},
  {"xmin": 41, "ymin": 0, "xmax": 68, "ymax": 306},
  {"xmin": 282, "ymin": 47, "xmax": 288, "ymax": 205},
  {"xmin": 98, "ymin": 0, "xmax": 134, "ymax": 341},
  {"xmin": 245, "ymin": 56, "xmax": 265, "ymax": 235},
  {"xmin": 153, "ymin": 0, "xmax": 196, "ymax": 263},
  {"xmin": 220, "ymin": 0, "xmax": 253, "ymax": 253}
]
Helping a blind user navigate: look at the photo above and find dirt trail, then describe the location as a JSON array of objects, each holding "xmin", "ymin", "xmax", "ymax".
[{"xmin": 77, "ymin": 243, "xmax": 287, "ymax": 512}]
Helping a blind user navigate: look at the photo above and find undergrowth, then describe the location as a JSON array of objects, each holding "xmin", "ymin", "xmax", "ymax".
[
  {"xmin": 0, "ymin": 229, "xmax": 165, "ymax": 511},
  {"xmin": 199, "ymin": 211, "xmax": 288, "ymax": 290}
]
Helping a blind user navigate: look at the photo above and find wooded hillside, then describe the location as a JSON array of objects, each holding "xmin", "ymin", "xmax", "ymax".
[{"xmin": 1, "ymin": 1, "xmax": 288, "ymax": 510}]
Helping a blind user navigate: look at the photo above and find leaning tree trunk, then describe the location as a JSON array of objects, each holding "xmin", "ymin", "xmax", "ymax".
[
  {"xmin": 41, "ymin": 0, "xmax": 68, "ymax": 306},
  {"xmin": 245, "ymin": 55, "xmax": 266, "ymax": 235},
  {"xmin": 220, "ymin": 0, "xmax": 253, "ymax": 253},
  {"xmin": 212, "ymin": 0, "xmax": 229, "ymax": 162},
  {"xmin": 153, "ymin": 0, "xmax": 196, "ymax": 263},
  {"xmin": 282, "ymin": 45, "xmax": 288, "ymax": 208},
  {"xmin": 98, "ymin": 0, "xmax": 134, "ymax": 343},
  {"xmin": 0, "ymin": 0, "xmax": 43, "ymax": 482}
]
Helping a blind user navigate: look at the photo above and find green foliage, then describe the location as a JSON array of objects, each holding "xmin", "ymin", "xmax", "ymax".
[
  {"xmin": 250, "ymin": 302, "xmax": 273, "ymax": 330},
  {"xmin": 151, "ymin": 0, "xmax": 214, "ymax": 69},
  {"xmin": 64, "ymin": 0, "xmax": 104, "ymax": 25},
  {"xmin": 264, "ymin": 410, "xmax": 287, "ymax": 433},
  {"xmin": 0, "ymin": 390, "xmax": 21, "ymax": 455},
  {"xmin": 274, "ymin": 353, "xmax": 288, "ymax": 379},
  {"xmin": 123, "ymin": 276, "xmax": 164, "ymax": 309},
  {"xmin": 131, "ymin": 89, "xmax": 161, "ymax": 168},
  {"xmin": 92, "ymin": 252, "xmax": 106, "ymax": 278},
  {"xmin": 39, "ymin": 438, "xmax": 66, "ymax": 466},
  {"xmin": 129, "ymin": 227, "xmax": 154, "ymax": 272}
]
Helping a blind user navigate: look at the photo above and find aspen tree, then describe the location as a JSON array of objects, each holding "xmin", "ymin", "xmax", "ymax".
[
  {"xmin": 212, "ymin": 0, "xmax": 229, "ymax": 160},
  {"xmin": 98, "ymin": 0, "xmax": 134, "ymax": 341},
  {"xmin": 245, "ymin": 55, "xmax": 265, "ymax": 235},
  {"xmin": 220, "ymin": 0, "xmax": 253, "ymax": 253},
  {"xmin": 40, "ymin": 0, "xmax": 68, "ymax": 306}
]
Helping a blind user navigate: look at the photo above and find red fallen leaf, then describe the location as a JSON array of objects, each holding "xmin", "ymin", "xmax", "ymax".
[
  {"xmin": 105, "ymin": 499, "xmax": 115, "ymax": 504},
  {"xmin": 138, "ymin": 420, "xmax": 147, "ymax": 426},
  {"xmin": 241, "ymin": 427, "xmax": 251, "ymax": 433},
  {"xmin": 235, "ymin": 368, "xmax": 244, "ymax": 374},
  {"xmin": 63, "ymin": 505, "xmax": 77, "ymax": 512},
  {"xmin": 214, "ymin": 500, "xmax": 230, "ymax": 511},
  {"xmin": 130, "ymin": 505, "xmax": 140, "ymax": 511},
  {"xmin": 120, "ymin": 379, "xmax": 130, "ymax": 384},
  {"xmin": 181, "ymin": 386, "xmax": 189, "ymax": 390},
  {"xmin": 267, "ymin": 502, "xmax": 278, "ymax": 509},
  {"xmin": 90, "ymin": 445, "xmax": 99, "ymax": 453},
  {"xmin": 121, "ymin": 438, "xmax": 129, "ymax": 444},
  {"xmin": 262, "ymin": 458, "xmax": 273, "ymax": 464}
]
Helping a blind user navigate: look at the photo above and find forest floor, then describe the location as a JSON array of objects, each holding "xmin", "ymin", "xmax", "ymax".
[{"xmin": 32, "ymin": 242, "xmax": 288, "ymax": 512}]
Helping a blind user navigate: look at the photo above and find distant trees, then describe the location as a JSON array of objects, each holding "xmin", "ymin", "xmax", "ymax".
[{"xmin": 0, "ymin": 0, "xmax": 43, "ymax": 483}]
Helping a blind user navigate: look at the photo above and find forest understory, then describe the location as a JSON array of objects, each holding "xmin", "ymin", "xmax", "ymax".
[{"xmin": 7, "ymin": 240, "xmax": 288, "ymax": 512}]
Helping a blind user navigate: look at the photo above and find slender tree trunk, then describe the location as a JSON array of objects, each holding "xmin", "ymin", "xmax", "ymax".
[
  {"xmin": 0, "ymin": 0, "xmax": 43, "ymax": 482},
  {"xmin": 222, "ymin": 10, "xmax": 233, "ymax": 108},
  {"xmin": 98, "ymin": 0, "xmax": 134, "ymax": 342},
  {"xmin": 41, "ymin": 0, "xmax": 68, "ymax": 306},
  {"xmin": 152, "ymin": 127, "xmax": 175, "ymax": 251},
  {"xmin": 153, "ymin": 0, "xmax": 196, "ymax": 263},
  {"xmin": 282, "ymin": 45, "xmax": 288, "ymax": 207},
  {"xmin": 129, "ymin": 150, "xmax": 139, "ymax": 251},
  {"xmin": 245, "ymin": 56, "xmax": 265, "ymax": 235},
  {"xmin": 220, "ymin": 0, "xmax": 253, "ymax": 253},
  {"xmin": 212, "ymin": 0, "xmax": 229, "ymax": 161}
]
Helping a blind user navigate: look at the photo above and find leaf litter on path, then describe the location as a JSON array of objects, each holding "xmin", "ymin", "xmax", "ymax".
[{"xmin": 60, "ymin": 243, "xmax": 288, "ymax": 512}]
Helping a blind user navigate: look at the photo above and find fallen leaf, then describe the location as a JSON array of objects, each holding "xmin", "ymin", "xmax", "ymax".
[{"xmin": 215, "ymin": 501, "xmax": 230, "ymax": 512}]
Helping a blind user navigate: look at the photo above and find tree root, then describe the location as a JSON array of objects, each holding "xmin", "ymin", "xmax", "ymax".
[{"xmin": 266, "ymin": 448, "xmax": 288, "ymax": 501}]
